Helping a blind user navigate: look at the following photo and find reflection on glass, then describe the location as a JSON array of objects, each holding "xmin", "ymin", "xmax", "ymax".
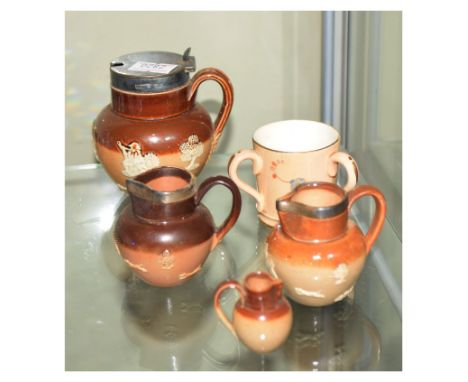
[
  {"xmin": 122, "ymin": 274, "xmax": 214, "ymax": 370},
  {"xmin": 282, "ymin": 298, "xmax": 381, "ymax": 371}
]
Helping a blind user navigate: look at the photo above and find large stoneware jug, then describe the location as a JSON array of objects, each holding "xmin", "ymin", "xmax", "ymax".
[{"xmin": 93, "ymin": 48, "xmax": 234, "ymax": 189}]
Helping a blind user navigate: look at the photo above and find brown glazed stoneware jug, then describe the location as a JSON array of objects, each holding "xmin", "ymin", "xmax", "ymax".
[
  {"xmin": 214, "ymin": 271, "xmax": 293, "ymax": 354},
  {"xmin": 114, "ymin": 166, "xmax": 241, "ymax": 287},
  {"xmin": 93, "ymin": 48, "xmax": 234, "ymax": 189},
  {"xmin": 266, "ymin": 182, "xmax": 386, "ymax": 307}
]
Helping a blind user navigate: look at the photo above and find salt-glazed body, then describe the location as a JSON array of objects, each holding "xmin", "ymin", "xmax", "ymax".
[
  {"xmin": 114, "ymin": 166, "xmax": 241, "ymax": 287},
  {"xmin": 214, "ymin": 271, "xmax": 293, "ymax": 354},
  {"xmin": 93, "ymin": 48, "xmax": 234, "ymax": 189},
  {"xmin": 266, "ymin": 182, "xmax": 386, "ymax": 307}
]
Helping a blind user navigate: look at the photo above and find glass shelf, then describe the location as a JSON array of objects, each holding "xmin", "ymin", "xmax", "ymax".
[{"xmin": 65, "ymin": 153, "xmax": 402, "ymax": 371}]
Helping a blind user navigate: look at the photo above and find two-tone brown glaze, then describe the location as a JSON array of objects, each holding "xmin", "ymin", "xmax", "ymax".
[
  {"xmin": 214, "ymin": 271, "xmax": 293, "ymax": 354},
  {"xmin": 266, "ymin": 182, "xmax": 386, "ymax": 307},
  {"xmin": 114, "ymin": 166, "xmax": 241, "ymax": 287},
  {"xmin": 93, "ymin": 68, "xmax": 234, "ymax": 189}
]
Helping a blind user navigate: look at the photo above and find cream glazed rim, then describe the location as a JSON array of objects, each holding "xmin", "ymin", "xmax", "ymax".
[{"xmin": 252, "ymin": 120, "xmax": 340, "ymax": 153}]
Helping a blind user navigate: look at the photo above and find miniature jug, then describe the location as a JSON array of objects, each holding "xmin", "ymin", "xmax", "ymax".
[
  {"xmin": 93, "ymin": 48, "xmax": 234, "ymax": 189},
  {"xmin": 114, "ymin": 166, "xmax": 241, "ymax": 287},
  {"xmin": 266, "ymin": 182, "xmax": 386, "ymax": 307},
  {"xmin": 214, "ymin": 271, "xmax": 293, "ymax": 354}
]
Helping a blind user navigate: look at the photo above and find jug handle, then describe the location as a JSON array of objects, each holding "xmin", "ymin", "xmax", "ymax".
[
  {"xmin": 195, "ymin": 176, "xmax": 242, "ymax": 250},
  {"xmin": 214, "ymin": 280, "xmax": 246, "ymax": 338},
  {"xmin": 188, "ymin": 68, "xmax": 234, "ymax": 159},
  {"xmin": 347, "ymin": 185, "xmax": 387, "ymax": 253}
]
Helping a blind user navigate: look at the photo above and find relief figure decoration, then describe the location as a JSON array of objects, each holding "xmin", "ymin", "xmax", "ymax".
[
  {"xmin": 179, "ymin": 135, "xmax": 204, "ymax": 171},
  {"xmin": 158, "ymin": 249, "xmax": 175, "ymax": 270},
  {"xmin": 117, "ymin": 141, "xmax": 160, "ymax": 177}
]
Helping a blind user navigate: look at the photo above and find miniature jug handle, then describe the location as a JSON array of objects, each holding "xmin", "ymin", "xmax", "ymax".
[
  {"xmin": 228, "ymin": 149, "xmax": 265, "ymax": 211},
  {"xmin": 188, "ymin": 68, "xmax": 234, "ymax": 159},
  {"xmin": 214, "ymin": 280, "xmax": 246, "ymax": 338},
  {"xmin": 196, "ymin": 176, "xmax": 242, "ymax": 250},
  {"xmin": 347, "ymin": 185, "xmax": 387, "ymax": 253},
  {"xmin": 328, "ymin": 152, "xmax": 359, "ymax": 192}
]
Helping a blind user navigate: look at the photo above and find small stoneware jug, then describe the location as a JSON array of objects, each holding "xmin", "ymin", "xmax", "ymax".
[
  {"xmin": 114, "ymin": 166, "xmax": 241, "ymax": 287},
  {"xmin": 93, "ymin": 48, "xmax": 234, "ymax": 189},
  {"xmin": 214, "ymin": 271, "xmax": 293, "ymax": 354},
  {"xmin": 266, "ymin": 182, "xmax": 386, "ymax": 307}
]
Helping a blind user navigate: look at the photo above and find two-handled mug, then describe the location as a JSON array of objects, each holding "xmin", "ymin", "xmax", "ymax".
[{"xmin": 228, "ymin": 120, "xmax": 359, "ymax": 226}]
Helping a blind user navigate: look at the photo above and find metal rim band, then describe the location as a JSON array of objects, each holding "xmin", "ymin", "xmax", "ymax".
[
  {"xmin": 126, "ymin": 167, "xmax": 196, "ymax": 204},
  {"xmin": 276, "ymin": 182, "xmax": 348, "ymax": 219}
]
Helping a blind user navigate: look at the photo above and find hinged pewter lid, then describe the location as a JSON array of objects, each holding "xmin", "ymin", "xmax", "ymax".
[{"xmin": 110, "ymin": 47, "xmax": 196, "ymax": 93}]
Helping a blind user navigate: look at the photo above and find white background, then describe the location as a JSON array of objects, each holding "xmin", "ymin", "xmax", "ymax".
[{"xmin": 1, "ymin": 0, "xmax": 468, "ymax": 381}]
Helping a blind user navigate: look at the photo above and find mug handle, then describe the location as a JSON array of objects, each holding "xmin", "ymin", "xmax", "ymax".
[
  {"xmin": 213, "ymin": 280, "xmax": 246, "ymax": 338},
  {"xmin": 188, "ymin": 68, "xmax": 234, "ymax": 158},
  {"xmin": 328, "ymin": 152, "xmax": 359, "ymax": 192},
  {"xmin": 228, "ymin": 149, "xmax": 265, "ymax": 211},
  {"xmin": 196, "ymin": 176, "xmax": 242, "ymax": 250},
  {"xmin": 347, "ymin": 185, "xmax": 387, "ymax": 253}
]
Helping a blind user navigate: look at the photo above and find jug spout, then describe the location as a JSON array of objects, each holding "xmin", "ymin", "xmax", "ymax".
[
  {"xmin": 244, "ymin": 271, "xmax": 284, "ymax": 309},
  {"xmin": 276, "ymin": 182, "xmax": 349, "ymax": 242},
  {"xmin": 126, "ymin": 166, "xmax": 197, "ymax": 221}
]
